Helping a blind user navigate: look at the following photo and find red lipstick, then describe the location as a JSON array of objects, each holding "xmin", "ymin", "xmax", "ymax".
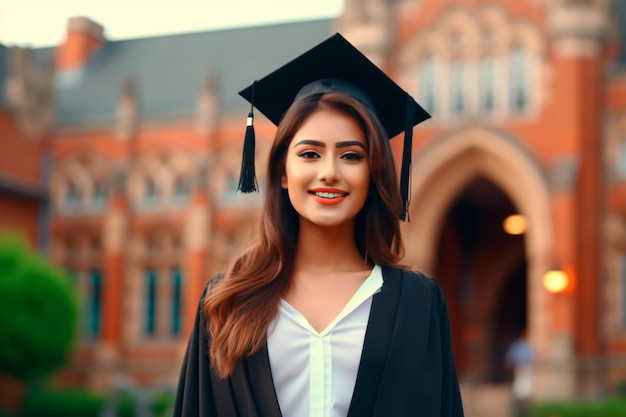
[{"xmin": 308, "ymin": 188, "xmax": 348, "ymax": 205}]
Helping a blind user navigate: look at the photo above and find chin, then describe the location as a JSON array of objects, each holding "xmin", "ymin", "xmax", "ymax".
[{"xmin": 303, "ymin": 214, "xmax": 357, "ymax": 229}]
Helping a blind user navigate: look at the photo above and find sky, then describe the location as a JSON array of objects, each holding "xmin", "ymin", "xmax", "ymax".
[{"xmin": 0, "ymin": 0, "xmax": 344, "ymax": 48}]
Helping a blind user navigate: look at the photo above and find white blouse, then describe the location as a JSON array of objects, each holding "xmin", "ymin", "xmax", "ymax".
[{"xmin": 266, "ymin": 265, "xmax": 383, "ymax": 417}]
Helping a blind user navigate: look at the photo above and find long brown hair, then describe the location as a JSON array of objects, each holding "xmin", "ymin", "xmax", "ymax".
[{"xmin": 204, "ymin": 92, "xmax": 406, "ymax": 378}]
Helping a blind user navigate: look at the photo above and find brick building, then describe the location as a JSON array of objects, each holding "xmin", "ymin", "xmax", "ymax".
[{"xmin": 2, "ymin": 0, "xmax": 626, "ymax": 412}]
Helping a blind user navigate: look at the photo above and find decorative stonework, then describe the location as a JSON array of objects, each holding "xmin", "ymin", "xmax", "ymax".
[
  {"xmin": 113, "ymin": 75, "xmax": 139, "ymax": 140},
  {"xmin": 51, "ymin": 152, "xmax": 114, "ymax": 214},
  {"xmin": 4, "ymin": 47, "xmax": 54, "ymax": 139},
  {"xmin": 336, "ymin": 0, "xmax": 396, "ymax": 67},
  {"xmin": 196, "ymin": 72, "xmax": 220, "ymax": 136},
  {"xmin": 127, "ymin": 149, "xmax": 194, "ymax": 210},
  {"xmin": 396, "ymin": 5, "xmax": 545, "ymax": 121},
  {"xmin": 547, "ymin": 0, "xmax": 614, "ymax": 57}
]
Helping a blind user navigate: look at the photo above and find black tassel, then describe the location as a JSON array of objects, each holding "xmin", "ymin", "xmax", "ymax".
[
  {"xmin": 399, "ymin": 94, "xmax": 414, "ymax": 221},
  {"xmin": 237, "ymin": 83, "xmax": 258, "ymax": 193}
]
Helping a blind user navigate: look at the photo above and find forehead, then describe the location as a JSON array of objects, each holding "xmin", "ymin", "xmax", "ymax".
[{"xmin": 292, "ymin": 108, "xmax": 366, "ymax": 143}]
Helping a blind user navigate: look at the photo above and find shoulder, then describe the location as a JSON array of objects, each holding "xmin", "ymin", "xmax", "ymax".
[
  {"xmin": 202, "ymin": 272, "xmax": 226, "ymax": 298},
  {"xmin": 382, "ymin": 265, "xmax": 445, "ymax": 304},
  {"xmin": 383, "ymin": 265, "xmax": 440, "ymax": 290}
]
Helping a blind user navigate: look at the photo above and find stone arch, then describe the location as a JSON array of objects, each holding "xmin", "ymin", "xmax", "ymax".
[
  {"xmin": 127, "ymin": 148, "xmax": 194, "ymax": 207},
  {"xmin": 401, "ymin": 125, "xmax": 553, "ymax": 354},
  {"xmin": 51, "ymin": 151, "xmax": 113, "ymax": 212},
  {"xmin": 208, "ymin": 142, "xmax": 268, "ymax": 208}
]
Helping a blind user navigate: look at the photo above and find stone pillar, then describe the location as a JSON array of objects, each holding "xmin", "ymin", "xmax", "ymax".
[
  {"xmin": 547, "ymin": 0, "xmax": 612, "ymax": 398},
  {"xmin": 94, "ymin": 193, "xmax": 126, "ymax": 390},
  {"xmin": 335, "ymin": 0, "xmax": 395, "ymax": 68},
  {"xmin": 183, "ymin": 190, "xmax": 210, "ymax": 340}
]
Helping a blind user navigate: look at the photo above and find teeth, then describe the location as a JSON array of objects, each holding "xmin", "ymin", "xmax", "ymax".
[{"xmin": 313, "ymin": 192, "xmax": 344, "ymax": 198}]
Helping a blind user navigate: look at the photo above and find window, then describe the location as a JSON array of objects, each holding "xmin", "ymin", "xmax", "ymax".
[
  {"xmin": 450, "ymin": 60, "xmax": 465, "ymax": 114},
  {"xmin": 618, "ymin": 142, "xmax": 626, "ymax": 179},
  {"xmin": 479, "ymin": 57, "xmax": 495, "ymax": 113},
  {"xmin": 144, "ymin": 177, "xmax": 158, "ymax": 204},
  {"xmin": 419, "ymin": 55, "xmax": 436, "ymax": 114},
  {"xmin": 66, "ymin": 181, "xmax": 81, "ymax": 209},
  {"xmin": 510, "ymin": 46, "xmax": 529, "ymax": 113},
  {"xmin": 86, "ymin": 268, "xmax": 102, "ymax": 339},
  {"xmin": 145, "ymin": 268, "xmax": 157, "ymax": 337},
  {"xmin": 172, "ymin": 267, "xmax": 183, "ymax": 335},
  {"xmin": 622, "ymin": 254, "xmax": 626, "ymax": 326},
  {"xmin": 173, "ymin": 177, "xmax": 189, "ymax": 203},
  {"xmin": 93, "ymin": 181, "xmax": 107, "ymax": 208}
]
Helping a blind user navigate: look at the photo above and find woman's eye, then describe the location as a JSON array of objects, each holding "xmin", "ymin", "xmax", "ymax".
[
  {"xmin": 342, "ymin": 152, "xmax": 364, "ymax": 161},
  {"xmin": 298, "ymin": 151, "xmax": 320, "ymax": 159}
]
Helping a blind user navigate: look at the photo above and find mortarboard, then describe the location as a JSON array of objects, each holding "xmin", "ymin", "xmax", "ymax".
[{"xmin": 237, "ymin": 33, "xmax": 430, "ymax": 220}]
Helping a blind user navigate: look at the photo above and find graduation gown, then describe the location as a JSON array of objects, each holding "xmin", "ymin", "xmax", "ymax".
[{"xmin": 174, "ymin": 266, "xmax": 464, "ymax": 417}]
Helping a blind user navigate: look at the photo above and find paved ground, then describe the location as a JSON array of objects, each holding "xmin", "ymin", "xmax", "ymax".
[{"xmin": 460, "ymin": 383, "xmax": 514, "ymax": 417}]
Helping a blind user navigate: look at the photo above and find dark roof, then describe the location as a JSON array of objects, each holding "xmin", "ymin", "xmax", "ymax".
[
  {"xmin": 0, "ymin": 45, "xmax": 7, "ymax": 108},
  {"xmin": 45, "ymin": 19, "xmax": 333, "ymax": 127},
  {"xmin": 618, "ymin": 0, "xmax": 626, "ymax": 63}
]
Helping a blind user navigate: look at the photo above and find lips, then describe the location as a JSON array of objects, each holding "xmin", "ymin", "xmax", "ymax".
[{"xmin": 309, "ymin": 188, "xmax": 348, "ymax": 205}]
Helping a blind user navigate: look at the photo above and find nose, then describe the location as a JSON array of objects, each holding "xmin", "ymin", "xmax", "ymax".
[{"xmin": 317, "ymin": 157, "xmax": 339, "ymax": 183}]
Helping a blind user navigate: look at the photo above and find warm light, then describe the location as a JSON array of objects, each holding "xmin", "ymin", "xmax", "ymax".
[
  {"xmin": 543, "ymin": 270, "xmax": 569, "ymax": 293},
  {"xmin": 503, "ymin": 214, "xmax": 527, "ymax": 235}
]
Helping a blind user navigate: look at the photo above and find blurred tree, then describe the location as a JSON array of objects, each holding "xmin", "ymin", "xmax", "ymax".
[{"xmin": 0, "ymin": 232, "xmax": 78, "ymax": 415}]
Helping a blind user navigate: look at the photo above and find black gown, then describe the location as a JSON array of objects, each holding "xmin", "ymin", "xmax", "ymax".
[{"xmin": 174, "ymin": 266, "xmax": 464, "ymax": 417}]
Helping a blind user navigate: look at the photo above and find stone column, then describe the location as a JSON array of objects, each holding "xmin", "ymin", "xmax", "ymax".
[
  {"xmin": 547, "ymin": 0, "xmax": 612, "ymax": 398},
  {"xmin": 182, "ymin": 190, "xmax": 210, "ymax": 341},
  {"xmin": 93, "ymin": 193, "xmax": 126, "ymax": 390}
]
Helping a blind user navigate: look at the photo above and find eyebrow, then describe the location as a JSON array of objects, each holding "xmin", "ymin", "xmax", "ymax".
[{"xmin": 293, "ymin": 139, "xmax": 367, "ymax": 150}]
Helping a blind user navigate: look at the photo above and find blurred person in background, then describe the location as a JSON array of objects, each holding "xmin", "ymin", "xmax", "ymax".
[
  {"xmin": 506, "ymin": 329, "xmax": 534, "ymax": 417},
  {"xmin": 174, "ymin": 33, "xmax": 464, "ymax": 417}
]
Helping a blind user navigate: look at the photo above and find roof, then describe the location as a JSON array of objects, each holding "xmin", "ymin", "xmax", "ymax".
[
  {"xmin": 42, "ymin": 19, "xmax": 333, "ymax": 127},
  {"xmin": 0, "ymin": 45, "xmax": 7, "ymax": 108},
  {"xmin": 618, "ymin": 0, "xmax": 626, "ymax": 63}
]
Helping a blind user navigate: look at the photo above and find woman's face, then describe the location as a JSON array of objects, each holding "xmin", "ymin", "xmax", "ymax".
[{"xmin": 281, "ymin": 107, "xmax": 370, "ymax": 229}]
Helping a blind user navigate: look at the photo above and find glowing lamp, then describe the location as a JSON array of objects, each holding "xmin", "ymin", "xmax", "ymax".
[
  {"xmin": 543, "ymin": 269, "xmax": 569, "ymax": 293},
  {"xmin": 503, "ymin": 214, "xmax": 527, "ymax": 235}
]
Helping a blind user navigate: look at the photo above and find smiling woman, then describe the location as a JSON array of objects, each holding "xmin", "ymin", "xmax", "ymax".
[
  {"xmin": 174, "ymin": 33, "xmax": 464, "ymax": 417},
  {"xmin": 281, "ymin": 105, "xmax": 370, "ymax": 228}
]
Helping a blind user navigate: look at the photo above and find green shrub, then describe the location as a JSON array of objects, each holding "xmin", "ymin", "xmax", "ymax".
[
  {"xmin": 0, "ymin": 233, "xmax": 78, "ymax": 380},
  {"xmin": 530, "ymin": 398, "xmax": 626, "ymax": 417},
  {"xmin": 152, "ymin": 392, "xmax": 175, "ymax": 417},
  {"xmin": 19, "ymin": 386, "xmax": 133, "ymax": 417}
]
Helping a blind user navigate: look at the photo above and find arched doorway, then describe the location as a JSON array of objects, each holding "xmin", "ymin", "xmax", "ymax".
[
  {"xmin": 400, "ymin": 126, "xmax": 566, "ymax": 413},
  {"xmin": 434, "ymin": 176, "xmax": 527, "ymax": 383}
]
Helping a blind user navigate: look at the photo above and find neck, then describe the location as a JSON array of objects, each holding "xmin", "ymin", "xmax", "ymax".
[{"xmin": 293, "ymin": 218, "xmax": 368, "ymax": 273}]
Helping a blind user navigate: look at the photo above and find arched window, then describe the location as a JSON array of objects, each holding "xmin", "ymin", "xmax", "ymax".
[
  {"xmin": 55, "ymin": 154, "xmax": 112, "ymax": 214},
  {"xmin": 173, "ymin": 176, "xmax": 189, "ymax": 203},
  {"xmin": 171, "ymin": 267, "xmax": 183, "ymax": 335},
  {"xmin": 93, "ymin": 181, "xmax": 107, "ymax": 208},
  {"xmin": 144, "ymin": 177, "xmax": 158, "ymax": 204},
  {"xmin": 144, "ymin": 267, "xmax": 158, "ymax": 337},
  {"xmin": 509, "ymin": 45, "xmax": 529, "ymax": 113},
  {"xmin": 66, "ymin": 181, "xmax": 81, "ymax": 209},
  {"xmin": 479, "ymin": 56, "xmax": 495, "ymax": 113},
  {"xmin": 59, "ymin": 234, "xmax": 103, "ymax": 341},
  {"xmin": 450, "ymin": 59, "xmax": 465, "ymax": 115},
  {"xmin": 419, "ymin": 55, "xmax": 436, "ymax": 114},
  {"xmin": 85, "ymin": 268, "xmax": 102, "ymax": 339},
  {"xmin": 137, "ymin": 231, "xmax": 184, "ymax": 341}
]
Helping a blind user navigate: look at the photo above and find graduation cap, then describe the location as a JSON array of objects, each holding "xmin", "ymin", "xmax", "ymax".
[{"xmin": 237, "ymin": 33, "xmax": 430, "ymax": 220}]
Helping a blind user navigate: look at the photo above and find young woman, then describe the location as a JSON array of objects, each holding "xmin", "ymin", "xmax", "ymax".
[{"xmin": 174, "ymin": 34, "xmax": 464, "ymax": 417}]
